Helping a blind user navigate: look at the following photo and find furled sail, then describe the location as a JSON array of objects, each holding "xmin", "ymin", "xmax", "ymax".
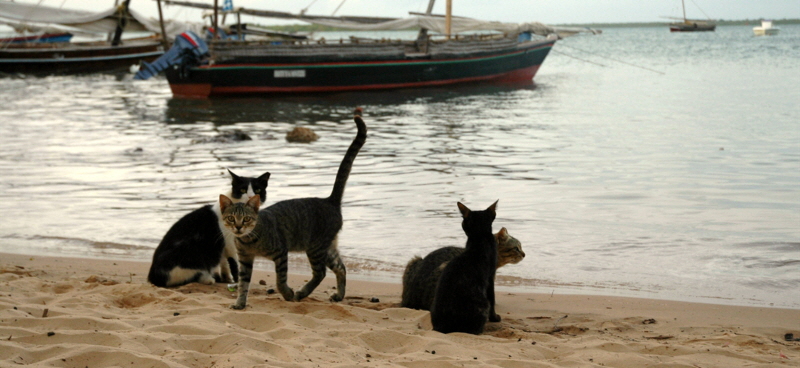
[
  {"xmin": 303, "ymin": 15, "xmax": 592, "ymax": 38},
  {"xmin": 159, "ymin": 0, "xmax": 599, "ymax": 38},
  {"xmin": 0, "ymin": 1, "xmax": 202, "ymax": 39}
]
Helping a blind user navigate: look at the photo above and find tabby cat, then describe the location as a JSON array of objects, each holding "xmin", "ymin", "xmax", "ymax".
[
  {"xmin": 147, "ymin": 170, "xmax": 270, "ymax": 287},
  {"xmin": 401, "ymin": 227, "xmax": 524, "ymax": 311},
  {"xmin": 430, "ymin": 201, "xmax": 501, "ymax": 335},
  {"xmin": 227, "ymin": 112, "xmax": 367, "ymax": 308}
]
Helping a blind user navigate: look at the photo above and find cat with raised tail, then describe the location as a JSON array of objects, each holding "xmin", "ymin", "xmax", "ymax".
[
  {"xmin": 430, "ymin": 200, "xmax": 501, "ymax": 335},
  {"xmin": 148, "ymin": 170, "xmax": 270, "ymax": 287},
  {"xmin": 401, "ymin": 227, "xmax": 524, "ymax": 311},
  {"xmin": 227, "ymin": 109, "xmax": 367, "ymax": 309}
]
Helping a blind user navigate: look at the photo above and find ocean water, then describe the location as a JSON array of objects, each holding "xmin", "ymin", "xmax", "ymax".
[{"xmin": 1, "ymin": 25, "xmax": 798, "ymax": 308}]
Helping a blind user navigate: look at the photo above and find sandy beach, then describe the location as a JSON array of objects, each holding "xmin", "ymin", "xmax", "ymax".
[{"xmin": 1, "ymin": 252, "xmax": 798, "ymax": 368}]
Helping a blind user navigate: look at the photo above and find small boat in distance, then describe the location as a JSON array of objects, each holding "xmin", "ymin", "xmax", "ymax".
[
  {"xmin": 753, "ymin": 20, "xmax": 780, "ymax": 36},
  {"xmin": 136, "ymin": 0, "xmax": 598, "ymax": 98},
  {"xmin": 667, "ymin": 0, "xmax": 716, "ymax": 32}
]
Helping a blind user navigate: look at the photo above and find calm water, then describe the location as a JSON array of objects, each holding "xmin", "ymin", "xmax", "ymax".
[{"xmin": 1, "ymin": 25, "xmax": 798, "ymax": 308}]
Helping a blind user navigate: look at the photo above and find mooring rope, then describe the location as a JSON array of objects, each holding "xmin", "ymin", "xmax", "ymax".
[{"xmin": 556, "ymin": 43, "xmax": 666, "ymax": 75}]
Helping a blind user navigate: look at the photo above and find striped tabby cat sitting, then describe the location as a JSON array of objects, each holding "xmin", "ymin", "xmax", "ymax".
[{"xmin": 401, "ymin": 227, "xmax": 524, "ymax": 311}]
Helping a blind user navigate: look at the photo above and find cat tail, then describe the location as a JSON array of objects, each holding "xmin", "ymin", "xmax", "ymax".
[
  {"xmin": 328, "ymin": 108, "xmax": 368, "ymax": 205},
  {"xmin": 400, "ymin": 256, "xmax": 423, "ymax": 308}
]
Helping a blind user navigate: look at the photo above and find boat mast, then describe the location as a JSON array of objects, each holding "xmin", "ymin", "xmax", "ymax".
[
  {"xmin": 213, "ymin": 0, "xmax": 219, "ymax": 39},
  {"xmin": 681, "ymin": 0, "xmax": 687, "ymax": 22},
  {"xmin": 156, "ymin": 0, "xmax": 169, "ymax": 48},
  {"xmin": 445, "ymin": 0, "xmax": 452, "ymax": 39}
]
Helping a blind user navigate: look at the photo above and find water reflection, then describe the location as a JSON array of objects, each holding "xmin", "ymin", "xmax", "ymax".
[{"xmin": 164, "ymin": 83, "xmax": 538, "ymax": 126}]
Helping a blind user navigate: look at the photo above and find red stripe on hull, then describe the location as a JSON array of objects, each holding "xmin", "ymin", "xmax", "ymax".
[
  {"xmin": 170, "ymin": 83, "xmax": 212, "ymax": 98},
  {"xmin": 171, "ymin": 64, "xmax": 542, "ymax": 98}
]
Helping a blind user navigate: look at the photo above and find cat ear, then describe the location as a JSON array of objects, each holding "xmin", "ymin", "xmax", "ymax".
[
  {"xmin": 487, "ymin": 200, "xmax": 499, "ymax": 214},
  {"xmin": 457, "ymin": 202, "xmax": 471, "ymax": 218},
  {"xmin": 219, "ymin": 194, "xmax": 233, "ymax": 212},
  {"xmin": 497, "ymin": 227, "xmax": 509, "ymax": 240},
  {"xmin": 227, "ymin": 169, "xmax": 242, "ymax": 182},
  {"xmin": 246, "ymin": 194, "xmax": 261, "ymax": 211},
  {"xmin": 257, "ymin": 172, "xmax": 271, "ymax": 184}
]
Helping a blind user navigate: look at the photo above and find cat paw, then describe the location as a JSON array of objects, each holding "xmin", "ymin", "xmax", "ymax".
[
  {"xmin": 489, "ymin": 313, "xmax": 502, "ymax": 322},
  {"xmin": 220, "ymin": 275, "xmax": 234, "ymax": 283},
  {"xmin": 292, "ymin": 291, "xmax": 308, "ymax": 302},
  {"xmin": 230, "ymin": 303, "xmax": 246, "ymax": 310},
  {"xmin": 329, "ymin": 293, "xmax": 344, "ymax": 302},
  {"xmin": 280, "ymin": 290, "xmax": 296, "ymax": 302}
]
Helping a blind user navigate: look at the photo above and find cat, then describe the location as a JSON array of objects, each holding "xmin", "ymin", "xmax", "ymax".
[
  {"xmin": 227, "ymin": 111, "xmax": 367, "ymax": 309},
  {"xmin": 401, "ymin": 227, "xmax": 524, "ymax": 311},
  {"xmin": 147, "ymin": 169, "xmax": 270, "ymax": 287},
  {"xmin": 430, "ymin": 200, "xmax": 501, "ymax": 335}
]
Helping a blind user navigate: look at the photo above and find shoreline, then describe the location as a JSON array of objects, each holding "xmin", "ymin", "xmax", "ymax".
[
  {"xmin": 1, "ymin": 248, "xmax": 793, "ymax": 310},
  {"xmin": 2, "ymin": 252, "xmax": 799, "ymax": 367}
]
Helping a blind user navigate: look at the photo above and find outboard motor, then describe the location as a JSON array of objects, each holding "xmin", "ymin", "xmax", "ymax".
[{"xmin": 134, "ymin": 31, "xmax": 208, "ymax": 80}]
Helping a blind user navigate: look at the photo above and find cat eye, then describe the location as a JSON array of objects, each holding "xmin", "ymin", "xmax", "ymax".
[
  {"xmin": 240, "ymin": 189, "xmax": 247, "ymax": 193},
  {"xmin": 225, "ymin": 216, "xmax": 235, "ymax": 222},
  {"xmin": 243, "ymin": 217, "xmax": 252, "ymax": 223}
]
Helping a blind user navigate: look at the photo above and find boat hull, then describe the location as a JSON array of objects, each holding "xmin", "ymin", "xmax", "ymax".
[
  {"xmin": 0, "ymin": 40, "xmax": 164, "ymax": 75},
  {"xmin": 753, "ymin": 28, "xmax": 779, "ymax": 36},
  {"xmin": 166, "ymin": 39, "xmax": 555, "ymax": 98},
  {"xmin": 669, "ymin": 23, "xmax": 716, "ymax": 32}
]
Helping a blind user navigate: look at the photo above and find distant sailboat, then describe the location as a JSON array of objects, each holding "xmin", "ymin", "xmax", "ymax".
[{"xmin": 667, "ymin": 0, "xmax": 716, "ymax": 32}]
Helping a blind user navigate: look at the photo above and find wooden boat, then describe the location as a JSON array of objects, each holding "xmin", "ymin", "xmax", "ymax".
[
  {"xmin": 0, "ymin": 1, "xmax": 170, "ymax": 75},
  {"xmin": 668, "ymin": 0, "xmax": 715, "ymax": 32},
  {"xmin": 669, "ymin": 20, "xmax": 715, "ymax": 32},
  {"xmin": 137, "ymin": 0, "xmax": 595, "ymax": 98},
  {"xmin": 159, "ymin": 32, "xmax": 558, "ymax": 98},
  {"xmin": 0, "ymin": 37, "xmax": 164, "ymax": 74},
  {"xmin": 753, "ymin": 20, "xmax": 780, "ymax": 36}
]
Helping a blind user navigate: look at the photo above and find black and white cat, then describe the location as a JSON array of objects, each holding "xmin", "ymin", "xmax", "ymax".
[{"xmin": 147, "ymin": 169, "xmax": 270, "ymax": 287}]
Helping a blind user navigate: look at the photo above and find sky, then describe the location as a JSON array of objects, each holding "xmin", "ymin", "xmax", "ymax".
[{"xmin": 4, "ymin": 0, "xmax": 800, "ymax": 25}]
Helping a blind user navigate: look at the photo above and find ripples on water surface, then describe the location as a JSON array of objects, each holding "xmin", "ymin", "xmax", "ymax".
[{"xmin": 1, "ymin": 25, "xmax": 798, "ymax": 308}]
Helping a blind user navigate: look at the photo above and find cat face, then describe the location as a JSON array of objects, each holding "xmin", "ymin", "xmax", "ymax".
[
  {"xmin": 228, "ymin": 169, "xmax": 270, "ymax": 203},
  {"xmin": 219, "ymin": 195, "xmax": 260, "ymax": 236},
  {"xmin": 496, "ymin": 227, "xmax": 525, "ymax": 267}
]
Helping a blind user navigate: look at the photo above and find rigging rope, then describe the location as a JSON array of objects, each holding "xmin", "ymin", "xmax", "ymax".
[
  {"xmin": 557, "ymin": 43, "xmax": 666, "ymax": 75},
  {"xmin": 550, "ymin": 49, "xmax": 607, "ymax": 67}
]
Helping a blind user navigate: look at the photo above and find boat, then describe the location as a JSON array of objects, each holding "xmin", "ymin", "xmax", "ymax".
[
  {"xmin": 0, "ymin": 0, "xmax": 199, "ymax": 75},
  {"xmin": 0, "ymin": 32, "xmax": 72, "ymax": 43},
  {"xmin": 753, "ymin": 20, "xmax": 780, "ymax": 36},
  {"xmin": 667, "ymin": 0, "xmax": 716, "ymax": 32},
  {"xmin": 135, "ymin": 0, "xmax": 598, "ymax": 98}
]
